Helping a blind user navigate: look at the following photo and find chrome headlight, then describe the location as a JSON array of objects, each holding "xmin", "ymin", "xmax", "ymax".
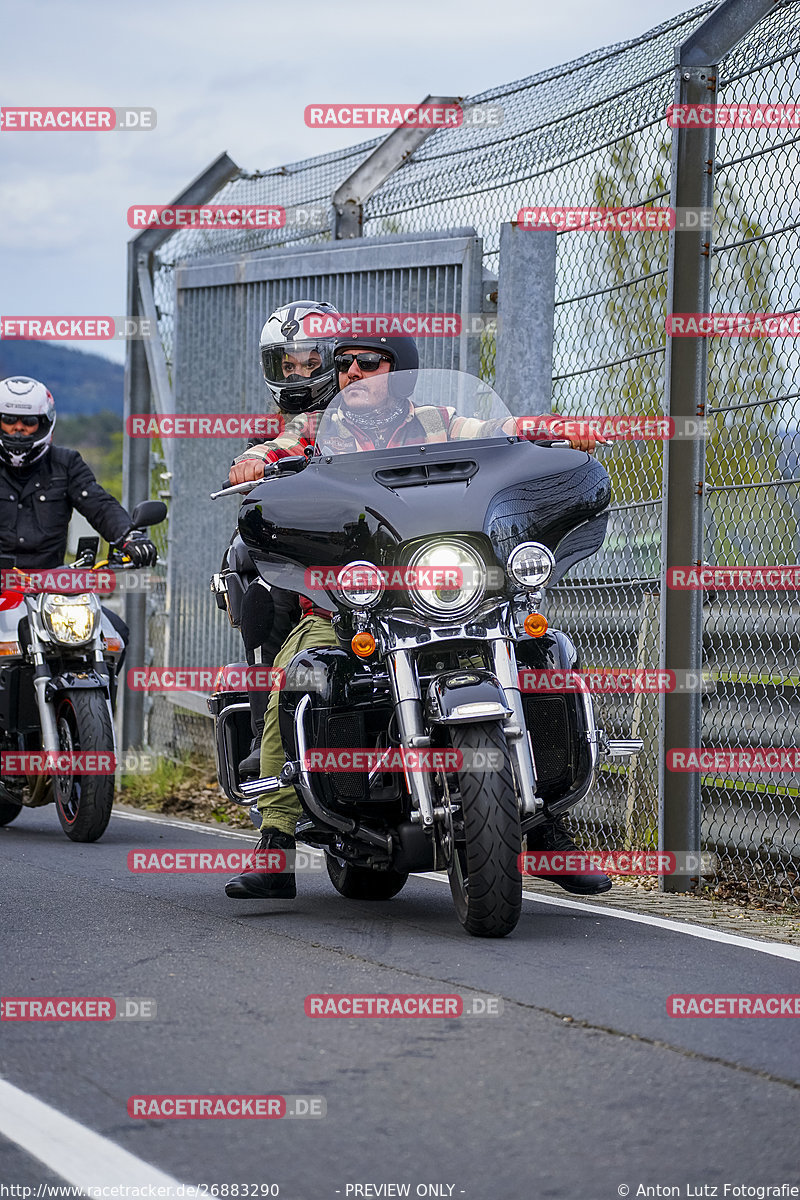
[
  {"xmin": 337, "ymin": 561, "xmax": 385, "ymax": 609},
  {"xmin": 507, "ymin": 542, "xmax": 555, "ymax": 589},
  {"xmin": 406, "ymin": 540, "xmax": 486, "ymax": 620},
  {"xmin": 41, "ymin": 593, "xmax": 100, "ymax": 645}
]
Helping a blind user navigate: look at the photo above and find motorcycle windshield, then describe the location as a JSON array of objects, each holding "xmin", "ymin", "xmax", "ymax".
[
  {"xmin": 314, "ymin": 369, "xmax": 515, "ymax": 456},
  {"xmin": 239, "ymin": 368, "xmax": 610, "ymax": 600}
]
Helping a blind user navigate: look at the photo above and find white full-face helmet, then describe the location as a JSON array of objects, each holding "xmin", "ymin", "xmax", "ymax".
[
  {"xmin": 259, "ymin": 300, "xmax": 341, "ymax": 415},
  {"xmin": 0, "ymin": 376, "xmax": 56, "ymax": 469}
]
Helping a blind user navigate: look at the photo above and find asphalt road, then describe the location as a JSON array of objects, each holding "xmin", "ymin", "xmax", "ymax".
[{"xmin": 1, "ymin": 804, "xmax": 799, "ymax": 1199}]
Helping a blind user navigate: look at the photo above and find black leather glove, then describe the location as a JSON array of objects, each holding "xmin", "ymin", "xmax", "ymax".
[{"xmin": 121, "ymin": 529, "xmax": 158, "ymax": 567}]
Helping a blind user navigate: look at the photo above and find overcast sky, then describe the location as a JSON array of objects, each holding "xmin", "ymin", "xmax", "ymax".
[{"xmin": 1, "ymin": 0, "xmax": 698, "ymax": 366}]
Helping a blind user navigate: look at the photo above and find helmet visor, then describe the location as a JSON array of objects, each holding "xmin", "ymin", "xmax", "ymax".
[{"xmin": 261, "ymin": 341, "xmax": 336, "ymax": 387}]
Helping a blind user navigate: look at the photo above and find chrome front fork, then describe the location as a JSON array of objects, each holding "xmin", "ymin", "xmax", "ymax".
[
  {"xmin": 385, "ymin": 639, "xmax": 541, "ymax": 826},
  {"xmin": 385, "ymin": 649, "xmax": 436, "ymax": 829},
  {"xmin": 488, "ymin": 638, "xmax": 539, "ymax": 818}
]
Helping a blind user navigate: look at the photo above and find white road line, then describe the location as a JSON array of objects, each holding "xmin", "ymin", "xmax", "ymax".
[
  {"xmin": 114, "ymin": 809, "xmax": 800, "ymax": 962},
  {"xmin": 113, "ymin": 808, "xmax": 253, "ymax": 839},
  {"xmin": 0, "ymin": 1075, "xmax": 182, "ymax": 1190},
  {"xmin": 420, "ymin": 871, "xmax": 800, "ymax": 962}
]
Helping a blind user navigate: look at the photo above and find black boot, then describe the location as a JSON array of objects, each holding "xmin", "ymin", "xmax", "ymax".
[
  {"xmin": 238, "ymin": 735, "xmax": 262, "ymax": 780},
  {"xmin": 526, "ymin": 816, "xmax": 612, "ymax": 896},
  {"xmin": 225, "ymin": 828, "xmax": 297, "ymax": 899}
]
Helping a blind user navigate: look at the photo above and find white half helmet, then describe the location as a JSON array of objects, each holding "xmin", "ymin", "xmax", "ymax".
[
  {"xmin": 0, "ymin": 376, "xmax": 56, "ymax": 468},
  {"xmin": 259, "ymin": 300, "xmax": 341, "ymax": 414}
]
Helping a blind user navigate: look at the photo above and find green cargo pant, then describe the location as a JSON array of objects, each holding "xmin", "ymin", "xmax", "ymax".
[{"xmin": 257, "ymin": 614, "xmax": 339, "ymax": 836}]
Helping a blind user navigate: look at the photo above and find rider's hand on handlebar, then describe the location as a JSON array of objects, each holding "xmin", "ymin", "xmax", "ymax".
[
  {"xmin": 565, "ymin": 429, "xmax": 607, "ymax": 453},
  {"xmin": 229, "ymin": 458, "xmax": 266, "ymax": 485}
]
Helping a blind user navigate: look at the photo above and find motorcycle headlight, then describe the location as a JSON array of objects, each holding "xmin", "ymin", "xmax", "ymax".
[
  {"xmin": 337, "ymin": 561, "xmax": 385, "ymax": 609},
  {"xmin": 507, "ymin": 542, "xmax": 555, "ymax": 589},
  {"xmin": 41, "ymin": 593, "xmax": 100, "ymax": 645},
  {"xmin": 406, "ymin": 540, "xmax": 486, "ymax": 620}
]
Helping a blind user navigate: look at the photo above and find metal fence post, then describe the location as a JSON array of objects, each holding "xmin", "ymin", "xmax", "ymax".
[
  {"xmin": 660, "ymin": 0, "xmax": 776, "ymax": 892},
  {"xmin": 495, "ymin": 224, "xmax": 556, "ymax": 416},
  {"xmin": 121, "ymin": 250, "xmax": 152, "ymax": 752},
  {"xmin": 120, "ymin": 153, "xmax": 239, "ymax": 750}
]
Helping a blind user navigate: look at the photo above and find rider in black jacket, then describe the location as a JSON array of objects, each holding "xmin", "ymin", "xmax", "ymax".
[{"xmin": 0, "ymin": 376, "xmax": 158, "ymax": 647}]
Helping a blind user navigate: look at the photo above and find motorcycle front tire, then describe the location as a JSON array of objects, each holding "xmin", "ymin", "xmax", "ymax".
[{"xmin": 52, "ymin": 689, "xmax": 115, "ymax": 843}]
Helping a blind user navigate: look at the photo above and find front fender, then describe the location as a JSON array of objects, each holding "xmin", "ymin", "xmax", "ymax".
[
  {"xmin": 425, "ymin": 668, "xmax": 513, "ymax": 725},
  {"xmin": 44, "ymin": 669, "xmax": 110, "ymax": 702}
]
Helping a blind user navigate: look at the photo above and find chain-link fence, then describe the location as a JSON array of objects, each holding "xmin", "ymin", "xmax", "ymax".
[{"xmin": 133, "ymin": 0, "xmax": 800, "ymax": 905}]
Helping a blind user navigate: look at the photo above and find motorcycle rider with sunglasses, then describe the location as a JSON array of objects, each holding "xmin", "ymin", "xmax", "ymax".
[{"xmin": 225, "ymin": 334, "xmax": 611, "ymax": 901}]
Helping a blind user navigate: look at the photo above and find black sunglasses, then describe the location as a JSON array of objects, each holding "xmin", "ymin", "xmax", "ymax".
[
  {"xmin": 334, "ymin": 353, "xmax": 390, "ymax": 373},
  {"xmin": 0, "ymin": 414, "xmax": 40, "ymax": 428}
]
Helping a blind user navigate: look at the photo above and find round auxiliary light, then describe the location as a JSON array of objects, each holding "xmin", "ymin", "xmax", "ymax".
[
  {"xmin": 337, "ymin": 561, "xmax": 384, "ymax": 608},
  {"xmin": 507, "ymin": 542, "xmax": 555, "ymax": 589}
]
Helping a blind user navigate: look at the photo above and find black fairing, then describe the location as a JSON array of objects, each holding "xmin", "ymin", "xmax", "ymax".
[
  {"xmin": 515, "ymin": 631, "xmax": 594, "ymax": 809},
  {"xmin": 239, "ymin": 438, "xmax": 610, "ymax": 600}
]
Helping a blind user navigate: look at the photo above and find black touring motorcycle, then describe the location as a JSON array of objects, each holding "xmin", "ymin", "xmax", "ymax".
[{"xmin": 210, "ymin": 370, "xmax": 640, "ymax": 937}]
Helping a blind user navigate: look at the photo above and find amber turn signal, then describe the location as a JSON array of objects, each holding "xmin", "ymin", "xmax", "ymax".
[
  {"xmin": 524, "ymin": 612, "xmax": 548, "ymax": 638},
  {"xmin": 351, "ymin": 631, "xmax": 376, "ymax": 658}
]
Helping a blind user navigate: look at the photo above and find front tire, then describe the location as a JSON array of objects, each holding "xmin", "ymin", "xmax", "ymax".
[
  {"xmin": 443, "ymin": 722, "xmax": 522, "ymax": 938},
  {"xmin": 326, "ymin": 855, "xmax": 408, "ymax": 900},
  {"xmin": 0, "ymin": 795, "xmax": 22, "ymax": 826},
  {"xmin": 53, "ymin": 690, "xmax": 115, "ymax": 843}
]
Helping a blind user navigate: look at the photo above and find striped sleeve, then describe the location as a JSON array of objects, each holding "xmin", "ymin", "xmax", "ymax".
[{"xmin": 233, "ymin": 413, "xmax": 316, "ymax": 465}]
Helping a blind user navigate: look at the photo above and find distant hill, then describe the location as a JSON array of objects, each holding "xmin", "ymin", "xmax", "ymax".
[{"xmin": 0, "ymin": 342, "xmax": 123, "ymax": 416}]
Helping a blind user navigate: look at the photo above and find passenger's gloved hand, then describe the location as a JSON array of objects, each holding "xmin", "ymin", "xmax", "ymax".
[{"xmin": 121, "ymin": 529, "xmax": 158, "ymax": 567}]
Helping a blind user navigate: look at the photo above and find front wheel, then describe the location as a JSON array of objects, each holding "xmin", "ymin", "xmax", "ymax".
[
  {"xmin": 326, "ymin": 855, "xmax": 408, "ymax": 900},
  {"xmin": 442, "ymin": 722, "xmax": 522, "ymax": 938},
  {"xmin": 53, "ymin": 690, "xmax": 115, "ymax": 843},
  {"xmin": 0, "ymin": 795, "xmax": 22, "ymax": 826}
]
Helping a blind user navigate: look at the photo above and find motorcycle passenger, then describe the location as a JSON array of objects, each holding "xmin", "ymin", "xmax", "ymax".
[
  {"xmin": 225, "ymin": 336, "xmax": 611, "ymax": 900},
  {"xmin": 227, "ymin": 301, "xmax": 341, "ymax": 777},
  {"xmin": 0, "ymin": 376, "xmax": 158, "ymax": 656}
]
